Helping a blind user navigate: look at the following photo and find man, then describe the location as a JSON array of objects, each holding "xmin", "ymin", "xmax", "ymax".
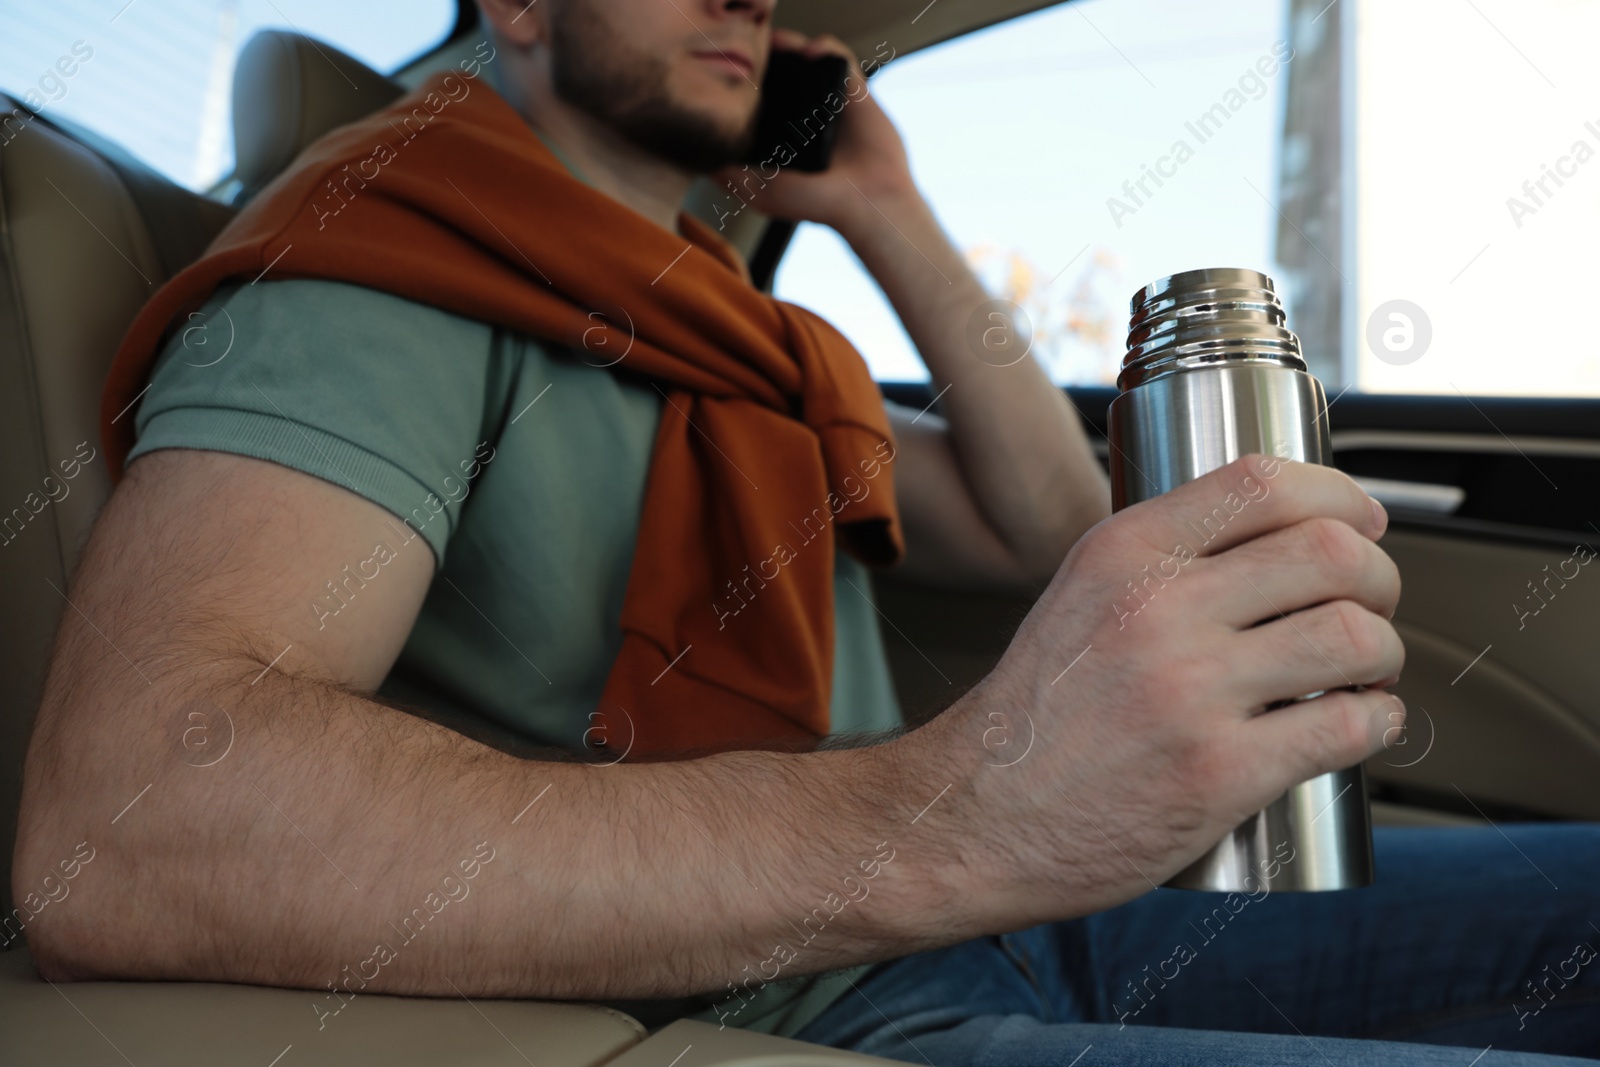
[{"xmin": 12, "ymin": 0, "xmax": 1597, "ymax": 1064}]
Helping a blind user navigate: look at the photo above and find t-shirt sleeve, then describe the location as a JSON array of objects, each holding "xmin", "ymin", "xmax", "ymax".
[{"xmin": 124, "ymin": 278, "xmax": 500, "ymax": 569}]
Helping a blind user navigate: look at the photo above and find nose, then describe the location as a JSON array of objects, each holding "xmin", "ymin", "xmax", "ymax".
[{"xmin": 705, "ymin": 0, "xmax": 775, "ymax": 28}]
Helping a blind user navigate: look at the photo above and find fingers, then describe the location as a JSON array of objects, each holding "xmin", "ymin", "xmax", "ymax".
[
  {"xmin": 1230, "ymin": 600, "xmax": 1405, "ymax": 707},
  {"xmin": 1120, "ymin": 454, "xmax": 1387, "ymax": 561},
  {"xmin": 770, "ymin": 27, "xmax": 809, "ymax": 51},
  {"xmin": 771, "ymin": 28, "xmax": 856, "ymax": 62},
  {"xmin": 1201, "ymin": 516, "xmax": 1402, "ymax": 629},
  {"xmin": 797, "ymin": 32, "xmax": 855, "ymax": 62},
  {"xmin": 1240, "ymin": 687, "xmax": 1403, "ymax": 793}
]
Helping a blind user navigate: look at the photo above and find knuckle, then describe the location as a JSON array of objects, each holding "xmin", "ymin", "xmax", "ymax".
[
  {"xmin": 1326, "ymin": 599, "xmax": 1383, "ymax": 667},
  {"xmin": 1377, "ymin": 548, "xmax": 1404, "ymax": 611},
  {"xmin": 1325, "ymin": 695, "xmax": 1371, "ymax": 762},
  {"xmin": 1336, "ymin": 465, "xmax": 1373, "ymax": 508},
  {"xmin": 1061, "ymin": 533, "xmax": 1113, "ymax": 596},
  {"xmin": 1072, "ymin": 518, "xmax": 1114, "ymax": 566},
  {"xmin": 1302, "ymin": 694, "xmax": 1367, "ymax": 770},
  {"xmin": 1268, "ymin": 453, "xmax": 1308, "ymax": 486},
  {"xmin": 1074, "ymin": 513, "xmax": 1149, "ymax": 584},
  {"xmin": 1303, "ymin": 516, "xmax": 1365, "ymax": 575},
  {"xmin": 1385, "ymin": 621, "xmax": 1407, "ymax": 675},
  {"xmin": 1228, "ymin": 453, "xmax": 1274, "ymax": 490}
]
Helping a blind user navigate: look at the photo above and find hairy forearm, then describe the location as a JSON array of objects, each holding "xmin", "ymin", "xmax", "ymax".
[
  {"xmin": 840, "ymin": 190, "xmax": 1109, "ymax": 571},
  {"xmin": 16, "ymin": 631, "xmax": 974, "ymax": 1004}
]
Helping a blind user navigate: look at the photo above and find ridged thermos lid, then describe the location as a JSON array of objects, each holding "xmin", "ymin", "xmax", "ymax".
[{"xmin": 1120, "ymin": 267, "xmax": 1306, "ymax": 391}]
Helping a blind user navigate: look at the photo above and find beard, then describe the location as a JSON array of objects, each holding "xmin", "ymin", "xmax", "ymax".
[{"xmin": 547, "ymin": 0, "xmax": 755, "ymax": 173}]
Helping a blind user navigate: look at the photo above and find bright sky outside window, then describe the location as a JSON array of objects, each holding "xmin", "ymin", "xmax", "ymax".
[
  {"xmin": 0, "ymin": 0, "xmax": 454, "ymax": 191},
  {"xmin": 775, "ymin": 0, "xmax": 1288, "ymax": 386},
  {"xmin": 1351, "ymin": 0, "xmax": 1600, "ymax": 397}
]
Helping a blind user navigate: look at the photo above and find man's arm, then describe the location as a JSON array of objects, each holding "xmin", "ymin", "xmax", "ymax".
[
  {"xmin": 738, "ymin": 32, "xmax": 1110, "ymax": 593},
  {"xmin": 845, "ymin": 199, "xmax": 1110, "ymax": 592},
  {"xmin": 15, "ymin": 445, "xmax": 1405, "ymax": 1004},
  {"xmin": 11, "ymin": 449, "xmax": 967, "ymax": 998}
]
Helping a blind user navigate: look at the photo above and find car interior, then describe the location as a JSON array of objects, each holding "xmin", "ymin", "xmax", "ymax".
[{"xmin": 3, "ymin": 0, "xmax": 1598, "ymax": 1062}]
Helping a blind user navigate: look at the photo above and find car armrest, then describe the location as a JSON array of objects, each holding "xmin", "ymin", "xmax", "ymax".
[{"xmin": 2, "ymin": 942, "xmax": 645, "ymax": 1066}]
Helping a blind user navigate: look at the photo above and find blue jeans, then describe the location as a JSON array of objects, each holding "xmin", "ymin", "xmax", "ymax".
[{"xmin": 795, "ymin": 825, "xmax": 1600, "ymax": 1064}]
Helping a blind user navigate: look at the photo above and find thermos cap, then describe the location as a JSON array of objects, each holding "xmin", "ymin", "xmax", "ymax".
[{"xmin": 1120, "ymin": 267, "xmax": 1306, "ymax": 391}]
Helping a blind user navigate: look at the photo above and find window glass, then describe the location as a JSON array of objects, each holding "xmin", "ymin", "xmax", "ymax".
[
  {"xmin": 774, "ymin": 0, "xmax": 1290, "ymax": 385},
  {"xmin": 1351, "ymin": 0, "xmax": 1600, "ymax": 397},
  {"xmin": 0, "ymin": 0, "xmax": 455, "ymax": 191}
]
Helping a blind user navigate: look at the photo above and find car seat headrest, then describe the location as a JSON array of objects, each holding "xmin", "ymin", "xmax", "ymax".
[{"xmin": 231, "ymin": 29, "xmax": 404, "ymax": 200}]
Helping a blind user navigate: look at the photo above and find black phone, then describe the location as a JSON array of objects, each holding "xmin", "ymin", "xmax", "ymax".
[{"xmin": 742, "ymin": 50, "xmax": 851, "ymax": 173}]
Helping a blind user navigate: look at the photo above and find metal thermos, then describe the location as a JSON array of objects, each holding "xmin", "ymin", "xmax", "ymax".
[{"xmin": 1107, "ymin": 267, "xmax": 1375, "ymax": 893}]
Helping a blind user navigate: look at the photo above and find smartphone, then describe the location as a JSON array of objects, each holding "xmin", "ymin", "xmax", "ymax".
[{"xmin": 743, "ymin": 50, "xmax": 851, "ymax": 173}]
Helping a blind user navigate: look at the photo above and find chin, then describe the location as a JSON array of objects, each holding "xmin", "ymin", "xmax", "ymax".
[
  {"xmin": 676, "ymin": 70, "xmax": 757, "ymax": 116},
  {"xmin": 668, "ymin": 89, "xmax": 756, "ymax": 148}
]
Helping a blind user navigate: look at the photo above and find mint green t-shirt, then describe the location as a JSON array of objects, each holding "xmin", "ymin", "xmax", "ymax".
[{"xmin": 125, "ymin": 275, "xmax": 900, "ymax": 1036}]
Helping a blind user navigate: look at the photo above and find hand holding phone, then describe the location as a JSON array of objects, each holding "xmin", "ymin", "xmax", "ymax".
[{"xmin": 742, "ymin": 50, "xmax": 851, "ymax": 173}]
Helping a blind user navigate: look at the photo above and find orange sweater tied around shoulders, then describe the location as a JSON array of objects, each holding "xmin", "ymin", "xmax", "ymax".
[{"xmin": 99, "ymin": 71, "xmax": 903, "ymax": 759}]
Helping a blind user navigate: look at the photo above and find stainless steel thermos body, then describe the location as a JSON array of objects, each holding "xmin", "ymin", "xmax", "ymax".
[{"xmin": 1107, "ymin": 267, "xmax": 1375, "ymax": 892}]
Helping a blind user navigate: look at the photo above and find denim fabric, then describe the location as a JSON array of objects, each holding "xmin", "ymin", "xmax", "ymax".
[{"xmin": 795, "ymin": 824, "xmax": 1600, "ymax": 1064}]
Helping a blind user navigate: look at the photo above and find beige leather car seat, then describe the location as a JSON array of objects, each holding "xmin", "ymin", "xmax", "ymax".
[
  {"xmin": 0, "ymin": 30, "xmax": 893, "ymax": 1067},
  {"xmin": 0, "ymin": 26, "xmax": 389, "ymax": 950},
  {"xmin": 0, "ymin": 101, "xmax": 233, "ymax": 925}
]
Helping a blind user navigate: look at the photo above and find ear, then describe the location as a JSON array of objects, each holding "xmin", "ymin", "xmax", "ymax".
[{"xmin": 475, "ymin": 0, "xmax": 549, "ymax": 48}]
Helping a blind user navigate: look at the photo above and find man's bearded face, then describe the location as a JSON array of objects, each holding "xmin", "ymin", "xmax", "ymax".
[{"xmin": 546, "ymin": 0, "xmax": 766, "ymax": 173}]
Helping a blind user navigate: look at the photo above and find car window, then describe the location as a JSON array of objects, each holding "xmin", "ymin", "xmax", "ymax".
[
  {"xmin": 1350, "ymin": 0, "xmax": 1600, "ymax": 398},
  {"xmin": 774, "ymin": 0, "xmax": 1288, "ymax": 387},
  {"xmin": 0, "ymin": 0, "xmax": 456, "ymax": 192},
  {"xmin": 775, "ymin": 0, "xmax": 1600, "ymax": 399}
]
